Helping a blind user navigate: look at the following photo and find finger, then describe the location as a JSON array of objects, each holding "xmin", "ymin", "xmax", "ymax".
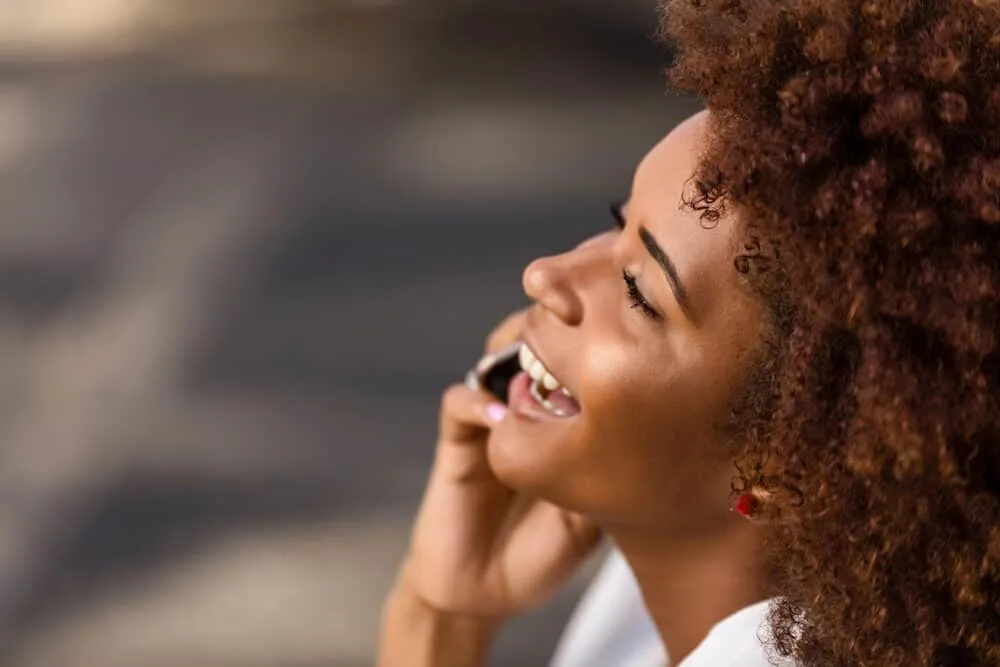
[
  {"xmin": 485, "ymin": 308, "xmax": 529, "ymax": 354},
  {"xmin": 439, "ymin": 383, "xmax": 508, "ymax": 444}
]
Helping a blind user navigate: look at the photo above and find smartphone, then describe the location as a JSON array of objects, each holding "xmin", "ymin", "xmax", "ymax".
[{"xmin": 464, "ymin": 342, "xmax": 523, "ymax": 404}]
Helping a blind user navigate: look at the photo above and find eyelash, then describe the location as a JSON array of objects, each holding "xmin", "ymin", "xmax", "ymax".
[
  {"xmin": 611, "ymin": 202, "xmax": 662, "ymax": 322},
  {"xmin": 610, "ymin": 201, "xmax": 626, "ymax": 230},
  {"xmin": 622, "ymin": 269, "xmax": 662, "ymax": 321}
]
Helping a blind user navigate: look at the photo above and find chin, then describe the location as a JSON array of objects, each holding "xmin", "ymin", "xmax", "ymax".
[
  {"xmin": 485, "ymin": 426, "xmax": 548, "ymax": 494},
  {"xmin": 486, "ymin": 415, "xmax": 591, "ymax": 510}
]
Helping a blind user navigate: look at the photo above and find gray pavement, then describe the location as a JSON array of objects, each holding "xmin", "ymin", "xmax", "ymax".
[{"xmin": 0, "ymin": 7, "xmax": 699, "ymax": 666}]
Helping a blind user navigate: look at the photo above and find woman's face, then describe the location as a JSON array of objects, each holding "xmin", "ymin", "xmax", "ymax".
[{"xmin": 488, "ymin": 111, "xmax": 768, "ymax": 535}]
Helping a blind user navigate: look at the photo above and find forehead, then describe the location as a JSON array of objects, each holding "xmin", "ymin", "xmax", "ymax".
[
  {"xmin": 629, "ymin": 112, "xmax": 745, "ymax": 302},
  {"xmin": 634, "ymin": 110, "xmax": 711, "ymax": 197}
]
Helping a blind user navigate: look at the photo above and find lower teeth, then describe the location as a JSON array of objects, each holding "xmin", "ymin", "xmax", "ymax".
[{"xmin": 529, "ymin": 377, "xmax": 570, "ymax": 417}]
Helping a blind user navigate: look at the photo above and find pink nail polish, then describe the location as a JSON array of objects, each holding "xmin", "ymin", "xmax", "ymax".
[{"xmin": 486, "ymin": 402, "xmax": 507, "ymax": 423}]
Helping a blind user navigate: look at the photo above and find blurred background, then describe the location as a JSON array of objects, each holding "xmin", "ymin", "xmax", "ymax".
[{"xmin": 0, "ymin": 2, "xmax": 699, "ymax": 665}]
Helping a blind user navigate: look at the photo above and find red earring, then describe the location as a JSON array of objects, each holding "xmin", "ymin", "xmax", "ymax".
[
  {"xmin": 732, "ymin": 492, "xmax": 759, "ymax": 518},
  {"xmin": 731, "ymin": 461, "xmax": 767, "ymax": 519}
]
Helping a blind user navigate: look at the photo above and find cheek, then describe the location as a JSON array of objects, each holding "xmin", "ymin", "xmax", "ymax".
[
  {"xmin": 571, "ymin": 337, "xmax": 734, "ymax": 521},
  {"xmin": 577, "ymin": 331, "xmax": 676, "ymax": 425},
  {"xmin": 573, "ymin": 339, "xmax": 675, "ymax": 467},
  {"xmin": 578, "ymin": 337, "xmax": 641, "ymax": 403}
]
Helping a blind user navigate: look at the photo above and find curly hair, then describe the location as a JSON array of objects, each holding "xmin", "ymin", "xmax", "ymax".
[{"xmin": 662, "ymin": 0, "xmax": 1000, "ymax": 664}]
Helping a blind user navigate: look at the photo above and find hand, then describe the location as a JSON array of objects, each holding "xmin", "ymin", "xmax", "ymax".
[
  {"xmin": 483, "ymin": 307, "xmax": 528, "ymax": 356},
  {"xmin": 390, "ymin": 309, "xmax": 601, "ymax": 622}
]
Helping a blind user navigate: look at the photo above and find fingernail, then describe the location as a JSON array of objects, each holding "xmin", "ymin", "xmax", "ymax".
[{"xmin": 486, "ymin": 402, "xmax": 507, "ymax": 423}]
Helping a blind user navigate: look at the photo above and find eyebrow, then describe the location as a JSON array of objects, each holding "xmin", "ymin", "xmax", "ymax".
[{"xmin": 638, "ymin": 226, "xmax": 695, "ymax": 321}]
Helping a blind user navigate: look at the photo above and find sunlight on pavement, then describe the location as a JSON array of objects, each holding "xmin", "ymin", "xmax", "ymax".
[{"xmin": 11, "ymin": 516, "xmax": 410, "ymax": 667}]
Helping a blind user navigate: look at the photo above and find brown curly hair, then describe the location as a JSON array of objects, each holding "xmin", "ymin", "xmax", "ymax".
[{"xmin": 661, "ymin": 0, "xmax": 1000, "ymax": 664}]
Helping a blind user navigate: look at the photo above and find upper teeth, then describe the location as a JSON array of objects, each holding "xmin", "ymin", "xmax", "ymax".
[{"xmin": 518, "ymin": 343, "xmax": 565, "ymax": 393}]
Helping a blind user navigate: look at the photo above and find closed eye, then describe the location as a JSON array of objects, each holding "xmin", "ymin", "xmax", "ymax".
[
  {"xmin": 611, "ymin": 201, "xmax": 662, "ymax": 322},
  {"xmin": 623, "ymin": 269, "xmax": 662, "ymax": 322}
]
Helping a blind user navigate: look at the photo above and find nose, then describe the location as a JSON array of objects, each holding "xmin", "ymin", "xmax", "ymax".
[{"xmin": 522, "ymin": 250, "xmax": 586, "ymax": 326}]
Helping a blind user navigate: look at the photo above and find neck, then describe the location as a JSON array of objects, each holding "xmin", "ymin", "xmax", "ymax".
[{"xmin": 606, "ymin": 521, "xmax": 767, "ymax": 665}]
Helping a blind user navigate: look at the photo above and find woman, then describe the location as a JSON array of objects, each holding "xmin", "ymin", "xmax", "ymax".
[{"xmin": 380, "ymin": 0, "xmax": 1000, "ymax": 664}]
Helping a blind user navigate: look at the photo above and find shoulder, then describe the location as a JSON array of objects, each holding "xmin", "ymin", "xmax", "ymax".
[
  {"xmin": 679, "ymin": 599, "xmax": 798, "ymax": 667},
  {"xmin": 551, "ymin": 549, "xmax": 665, "ymax": 667},
  {"xmin": 554, "ymin": 551, "xmax": 798, "ymax": 667}
]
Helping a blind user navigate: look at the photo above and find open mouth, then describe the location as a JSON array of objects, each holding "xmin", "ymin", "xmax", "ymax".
[{"xmin": 513, "ymin": 343, "xmax": 581, "ymax": 419}]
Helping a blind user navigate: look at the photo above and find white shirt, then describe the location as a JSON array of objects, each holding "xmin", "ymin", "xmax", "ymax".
[
  {"xmin": 552, "ymin": 549, "xmax": 795, "ymax": 667},
  {"xmin": 680, "ymin": 599, "xmax": 794, "ymax": 667}
]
